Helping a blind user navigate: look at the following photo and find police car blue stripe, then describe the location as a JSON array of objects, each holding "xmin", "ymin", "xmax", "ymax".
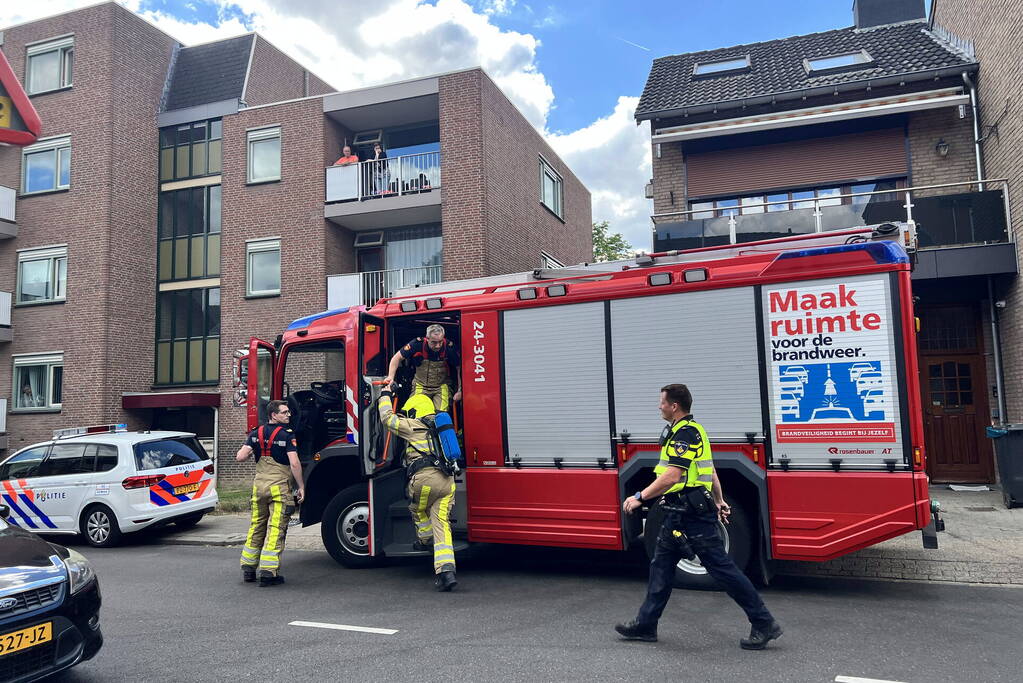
[
  {"xmin": 150, "ymin": 490, "xmax": 170, "ymax": 506},
  {"xmin": 2, "ymin": 493, "xmax": 38, "ymax": 528},
  {"xmin": 157, "ymin": 479, "xmax": 191, "ymax": 502},
  {"xmin": 286, "ymin": 307, "xmax": 350, "ymax": 331},
  {"xmin": 18, "ymin": 494, "xmax": 58, "ymax": 529}
]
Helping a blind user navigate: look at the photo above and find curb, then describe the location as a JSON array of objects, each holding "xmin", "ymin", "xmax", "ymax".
[{"xmin": 161, "ymin": 534, "xmax": 246, "ymax": 547}]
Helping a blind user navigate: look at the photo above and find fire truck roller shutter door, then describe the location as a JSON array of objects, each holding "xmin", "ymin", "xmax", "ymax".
[
  {"xmin": 610, "ymin": 288, "xmax": 763, "ymax": 442},
  {"xmin": 503, "ymin": 302, "xmax": 611, "ymax": 466}
]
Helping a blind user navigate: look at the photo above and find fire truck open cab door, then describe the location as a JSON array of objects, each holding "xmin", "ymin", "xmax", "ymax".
[
  {"xmin": 358, "ymin": 312, "xmax": 390, "ymax": 476},
  {"xmin": 246, "ymin": 338, "xmax": 277, "ymax": 433}
]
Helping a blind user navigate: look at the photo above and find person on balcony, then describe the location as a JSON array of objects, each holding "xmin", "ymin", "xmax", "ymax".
[
  {"xmin": 369, "ymin": 142, "xmax": 390, "ymax": 195},
  {"xmin": 333, "ymin": 144, "xmax": 359, "ymax": 166}
]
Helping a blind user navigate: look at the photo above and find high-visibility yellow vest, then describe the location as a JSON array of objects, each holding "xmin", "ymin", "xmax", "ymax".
[{"xmin": 654, "ymin": 416, "xmax": 714, "ymax": 494}]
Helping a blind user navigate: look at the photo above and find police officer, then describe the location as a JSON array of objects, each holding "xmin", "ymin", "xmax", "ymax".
[
  {"xmin": 236, "ymin": 400, "xmax": 305, "ymax": 587},
  {"xmin": 383, "ymin": 324, "xmax": 461, "ymax": 412},
  {"xmin": 377, "ymin": 387, "xmax": 458, "ymax": 591},
  {"xmin": 615, "ymin": 384, "xmax": 783, "ymax": 650}
]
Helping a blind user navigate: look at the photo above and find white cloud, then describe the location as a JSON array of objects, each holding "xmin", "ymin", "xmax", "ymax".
[
  {"xmin": 548, "ymin": 96, "xmax": 653, "ymax": 251},
  {"xmin": 0, "ymin": 0, "xmax": 653, "ymax": 252}
]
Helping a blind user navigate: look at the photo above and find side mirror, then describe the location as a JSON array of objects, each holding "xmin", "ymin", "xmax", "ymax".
[{"xmin": 0, "ymin": 504, "xmax": 9, "ymax": 520}]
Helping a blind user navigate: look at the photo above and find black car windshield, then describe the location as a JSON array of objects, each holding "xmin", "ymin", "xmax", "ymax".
[{"xmin": 133, "ymin": 437, "xmax": 210, "ymax": 471}]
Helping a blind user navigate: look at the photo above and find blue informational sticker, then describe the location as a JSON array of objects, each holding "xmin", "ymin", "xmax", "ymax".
[{"xmin": 777, "ymin": 361, "xmax": 888, "ymax": 423}]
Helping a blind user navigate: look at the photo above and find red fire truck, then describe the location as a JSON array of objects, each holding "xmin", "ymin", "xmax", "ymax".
[{"xmin": 235, "ymin": 222, "xmax": 943, "ymax": 588}]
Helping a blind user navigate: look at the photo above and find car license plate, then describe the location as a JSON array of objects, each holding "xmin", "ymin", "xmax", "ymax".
[
  {"xmin": 173, "ymin": 482, "xmax": 200, "ymax": 496},
  {"xmin": 0, "ymin": 622, "xmax": 52, "ymax": 657}
]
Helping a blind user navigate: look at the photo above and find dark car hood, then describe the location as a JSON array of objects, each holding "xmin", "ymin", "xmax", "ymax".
[{"xmin": 0, "ymin": 523, "xmax": 66, "ymax": 595}]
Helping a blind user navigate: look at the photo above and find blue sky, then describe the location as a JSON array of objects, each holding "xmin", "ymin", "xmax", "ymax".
[{"xmin": 4, "ymin": 0, "xmax": 925, "ymax": 251}]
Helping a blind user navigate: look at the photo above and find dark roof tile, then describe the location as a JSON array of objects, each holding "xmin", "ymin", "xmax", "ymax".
[
  {"xmin": 164, "ymin": 34, "xmax": 254, "ymax": 111},
  {"xmin": 636, "ymin": 22, "xmax": 974, "ymax": 118}
]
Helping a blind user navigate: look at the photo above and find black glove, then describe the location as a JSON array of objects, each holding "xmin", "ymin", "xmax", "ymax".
[{"xmin": 380, "ymin": 388, "xmax": 393, "ymax": 400}]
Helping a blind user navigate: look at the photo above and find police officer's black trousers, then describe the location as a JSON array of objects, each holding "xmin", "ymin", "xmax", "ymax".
[{"xmin": 637, "ymin": 508, "xmax": 774, "ymax": 629}]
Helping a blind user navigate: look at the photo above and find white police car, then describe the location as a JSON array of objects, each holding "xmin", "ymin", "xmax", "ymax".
[{"xmin": 0, "ymin": 425, "xmax": 218, "ymax": 547}]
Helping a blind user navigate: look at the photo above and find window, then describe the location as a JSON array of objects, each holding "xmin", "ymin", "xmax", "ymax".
[
  {"xmin": 22, "ymin": 136, "xmax": 70, "ymax": 194},
  {"xmin": 155, "ymin": 287, "xmax": 220, "ymax": 385},
  {"xmin": 17, "ymin": 245, "xmax": 67, "ymax": 304},
  {"xmin": 539, "ymin": 156, "xmax": 563, "ymax": 219},
  {"xmin": 158, "ymin": 185, "xmax": 221, "ymax": 282},
  {"xmin": 693, "ymin": 55, "xmax": 751, "ymax": 77},
  {"xmin": 12, "ymin": 353, "xmax": 63, "ymax": 411},
  {"xmin": 39, "ymin": 444, "xmax": 90, "ymax": 477},
  {"xmin": 247, "ymin": 239, "xmax": 281, "ymax": 297},
  {"xmin": 133, "ymin": 437, "xmax": 210, "ymax": 472},
  {"xmin": 689, "ymin": 179, "xmax": 905, "ymax": 216},
  {"xmin": 247, "ymin": 126, "xmax": 281, "ymax": 183},
  {"xmin": 805, "ymin": 51, "xmax": 873, "ymax": 74},
  {"xmin": 87, "ymin": 444, "xmax": 120, "ymax": 473},
  {"xmin": 26, "ymin": 36, "xmax": 73, "ymax": 94},
  {"xmin": 160, "ymin": 119, "xmax": 222, "ymax": 182},
  {"xmin": 0, "ymin": 446, "xmax": 49, "ymax": 480}
]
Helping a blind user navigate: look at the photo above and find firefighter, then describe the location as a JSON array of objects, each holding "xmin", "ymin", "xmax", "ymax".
[
  {"xmin": 383, "ymin": 324, "xmax": 461, "ymax": 412},
  {"xmin": 377, "ymin": 387, "xmax": 458, "ymax": 591},
  {"xmin": 614, "ymin": 384, "xmax": 783, "ymax": 649},
  {"xmin": 236, "ymin": 400, "xmax": 305, "ymax": 587}
]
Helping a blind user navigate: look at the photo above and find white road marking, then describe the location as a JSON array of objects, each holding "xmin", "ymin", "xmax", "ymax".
[
  {"xmin": 836, "ymin": 677, "xmax": 906, "ymax": 683},
  {"xmin": 289, "ymin": 620, "xmax": 398, "ymax": 635}
]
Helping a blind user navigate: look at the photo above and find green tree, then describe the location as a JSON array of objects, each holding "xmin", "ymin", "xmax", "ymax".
[{"xmin": 591, "ymin": 220, "xmax": 634, "ymax": 262}]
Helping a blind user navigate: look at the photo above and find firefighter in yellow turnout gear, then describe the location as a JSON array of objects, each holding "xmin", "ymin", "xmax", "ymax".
[
  {"xmin": 384, "ymin": 323, "xmax": 462, "ymax": 412},
  {"xmin": 378, "ymin": 388, "xmax": 458, "ymax": 591},
  {"xmin": 235, "ymin": 400, "xmax": 306, "ymax": 587}
]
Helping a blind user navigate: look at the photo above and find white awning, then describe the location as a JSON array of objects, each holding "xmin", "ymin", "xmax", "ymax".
[{"xmin": 653, "ymin": 88, "xmax": 970, "ymax": 143}]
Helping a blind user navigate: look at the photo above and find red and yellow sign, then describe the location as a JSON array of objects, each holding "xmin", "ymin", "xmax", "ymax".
[{"xmin": 0, "ymin": 48, "xmax": 42, "ymax": 146}]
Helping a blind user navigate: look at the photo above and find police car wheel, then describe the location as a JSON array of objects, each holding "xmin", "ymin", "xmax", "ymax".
[
  {"xmin": 643, "ymin": 494, "xmax": 751, "ymax": 592},
  {"xmin": 321, "ymin": 484, "xmax": 381, "ymax": 568},
  {"xmin": 81, "ymin": 504, "xmax": 123, "ymax": 548}
]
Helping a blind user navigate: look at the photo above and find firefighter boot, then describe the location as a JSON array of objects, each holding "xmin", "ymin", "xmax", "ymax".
[
  {"xmin": 242, "ymin": 566, "xmax": 256, "ymax": 583},
  {"xmin": 740, "ymin": 621, "xmax": 783, "ymax": 650},
  {"xmin": 413, "ymin": 539, "xmax": 433, "ymax": 552},
  {"xmin": 435, "ymin": 570, "xmax": 457, "ymax": 592},
  {"xmin": 615, "ymin": 619, "xmax": 658, "ymax": 642},
  {"xmin": 258, "ymin": 571, "xmax": 285, "ymax": 587}
]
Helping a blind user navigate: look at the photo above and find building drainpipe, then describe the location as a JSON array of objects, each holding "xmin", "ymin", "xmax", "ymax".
[
  {"xmin": 988, "ymin": 277, "xmax": 1008, "ymax": 424},
  {"xmin": 962, "ymin": 72, "xmax": 985, "ymax": 190}
]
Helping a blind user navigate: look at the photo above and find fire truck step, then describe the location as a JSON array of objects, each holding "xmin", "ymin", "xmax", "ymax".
[{"xmin": 382, "ymin": 540, "xmax": 470, "ymax": 558}]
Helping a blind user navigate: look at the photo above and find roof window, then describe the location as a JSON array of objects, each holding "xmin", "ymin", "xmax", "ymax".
[
  {"xmin": 804, "ymin": 50, "xmax": 873, "ymax": 73},
  {"xmin": 692, "ymin": 55, "xmax": 751, "ymax": 77}
]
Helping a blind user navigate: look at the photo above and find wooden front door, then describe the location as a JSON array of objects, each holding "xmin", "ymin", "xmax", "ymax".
[{"xmin": 918, "ymin": 306, "xmax": 994, "ymax": 483}]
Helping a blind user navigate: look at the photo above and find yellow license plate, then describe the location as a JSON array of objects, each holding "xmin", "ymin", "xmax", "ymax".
[
  {"xmin": 174, "ymin": 482, "xmax": 200, "ymax": 495},
  {"xmin": 0, "ymin": 622, "xmax": 52, "ymax": 658}
]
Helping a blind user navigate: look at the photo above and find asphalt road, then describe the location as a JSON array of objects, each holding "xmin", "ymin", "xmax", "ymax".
[{"xmin": 48, "ymin": 541, "xmax": 1021, "ymax": 683}]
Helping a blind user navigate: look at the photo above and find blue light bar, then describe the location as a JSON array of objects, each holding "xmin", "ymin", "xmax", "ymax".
[
  {"xmin": 287, "ymin": 307, "xmax": 350, "ymax": 331},
  {"xmin": 776, "ymin": 241, "xmax": 909, "ymax": 265}
]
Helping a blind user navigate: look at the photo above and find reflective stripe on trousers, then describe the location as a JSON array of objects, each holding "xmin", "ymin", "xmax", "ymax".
[
  {"xmin": 407, "ymin": 467, "xmax": 456, "ymax": 573},
  {"xmin": 241, "ymin": 460, "xmax": 293, "ymax": 576}
]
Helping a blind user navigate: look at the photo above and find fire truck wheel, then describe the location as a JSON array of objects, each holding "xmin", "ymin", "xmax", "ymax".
[
  {"xmin": 321, "ymin": 484, "xmax": 382, "ymax": 568},
  {"xmin": 643, "ymin": 494, "xmax": 751, "ymax": 591}
]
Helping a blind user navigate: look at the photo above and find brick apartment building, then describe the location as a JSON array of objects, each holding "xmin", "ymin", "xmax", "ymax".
[
  {"xmin": 0, "ymin": 2, "xmax": 591, "ymax": 482},
  {"xmin": 637, "ymin": 0, "xmax": 1017, "ymax": 483}
]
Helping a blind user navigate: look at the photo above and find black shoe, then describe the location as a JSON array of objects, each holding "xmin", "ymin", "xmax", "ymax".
[
  {"xmin": 258, "ymin": 571, "xmax": 285, "ymax": 587},
  {"xmin": 615, "ymin": 619, "xmax": 657, "ymax": 642},
  {"xmin": 242, "ymin": 567, "xmax": 256, "ymax": 583},
  {"xmin": 413, "ymin": 540, "xmax": 434, "ymax": 552},
  {"xmin": 740, "ymin": 621, "xmax": 783, "ymax": 650},
  {"xmin": 435, "ymin": 570, "xmax": 457, "ymax": 592}
]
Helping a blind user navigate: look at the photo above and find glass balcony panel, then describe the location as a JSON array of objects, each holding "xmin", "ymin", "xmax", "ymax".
[
  {"xmin": 911, "ymin": 189, "xmax": 1008, "ymax": 248},
  {"xmin": 817, "ymin": 198, "xmax": 905, "ymax": 232},
  {"xmin": 734, "ymin": 205, "xmax": 817, "ymax": 243}
]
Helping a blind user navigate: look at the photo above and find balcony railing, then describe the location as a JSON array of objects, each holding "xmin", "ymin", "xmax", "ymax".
[
  {"xmin": 0, "ymin": 185, "xmax": 14, "ymax": 223},
  {"xmin": 326, "ymin": 151, "xmax": 441, "ymax": 203},
  {"xmin": 328, "ymin": 265, "xmax": 443, "ymax": 309},
  {"xmin": 652, "ymin": 179, "xmax": 1011, "ymax": 252}
]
